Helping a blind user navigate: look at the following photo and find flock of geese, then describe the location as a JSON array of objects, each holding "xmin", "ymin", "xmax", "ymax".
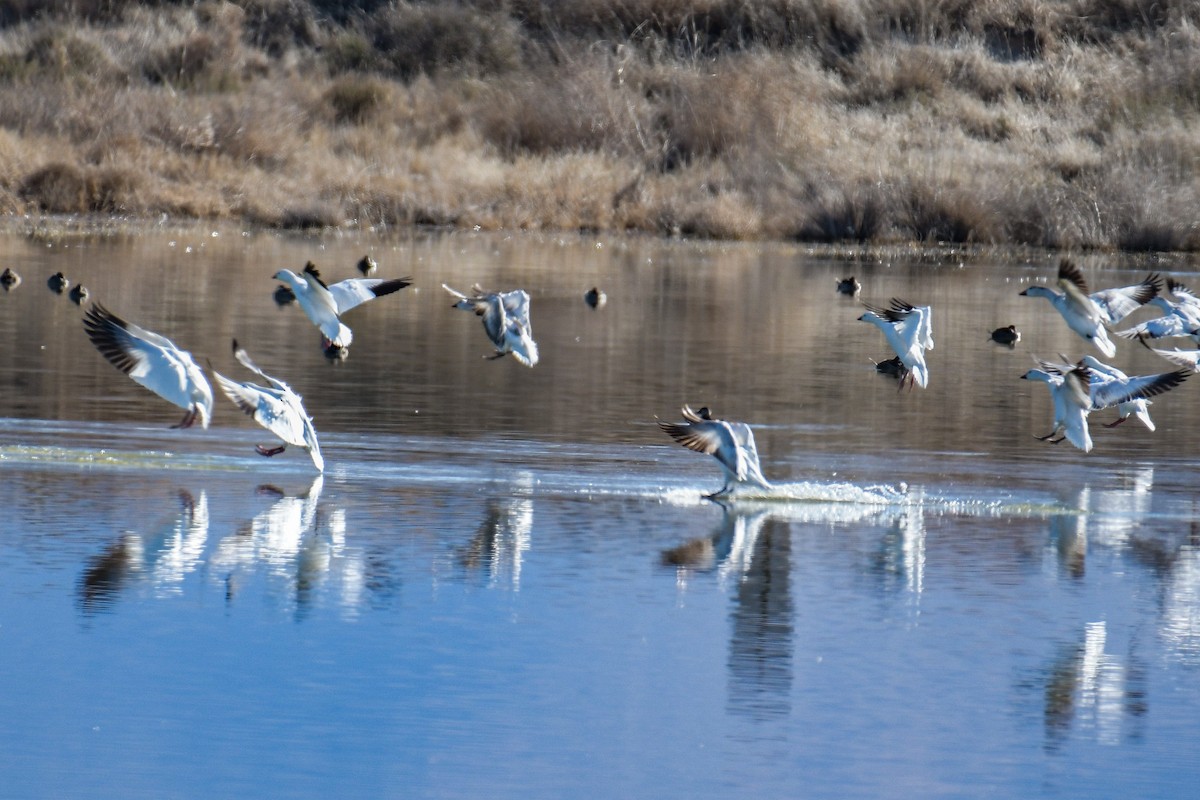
[
  {"xmin": 5, "ymin": 254, "xmax": 1199, "ymax": 493},
  {"xmin": 5, "ymin": 258, "xmax": 542, "ymax": 475},
  {"xmin": 659, "ymin": 258, "xmax": 1200, "ymax": 496}
]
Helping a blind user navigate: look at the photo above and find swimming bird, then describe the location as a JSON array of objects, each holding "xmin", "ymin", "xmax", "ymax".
[
  {"xmin": 657, "ymin": 405, "xmax": 772, "ymax": 497},
  {"xmin": 82, "ymin": 303, "xmax": 213, "ymax": 430},
  {"xmin": 213, "ymin": 340, "xmax": 323, "ymax": 472},
  {"xmin": 871, "ymin": 355, "xmax": 909, "ymax": 381},
  {"xmin": 584, "ymin": 287, "xmax": 606, "ymax": 309},
  {"xmin": 990, "ymin": 325, "xmax": 1021, "ymax": 347},
  {"xmin": 68, "ymin": 284, "xmax": 89, "ymax": 306},
  {"xmin": 272, "ymin": 284, "xmax": 296, "ymax": 306},
  {"xmin": 47, "ymin": 271, "xmax": 69, "ymax": 294},
  {"xmin": 1019, "ymin": 260, "xmax": 1156, "ymax": 357},
  {"xmin": 837, "ymin": 276, "xmax": 861, "ymax": 296},
  {"xmin": 273, "ymin": 261, "xmax": 411, "ymax": 356},
  {"xmin": 443, "ymin": 283, "xmax": 539, "ymax": 366},
  {"xmin": 0, "ymin": 267, "xmax": 19, "ymax": 290},
  {"xmin": 356, "ymin": 254, "xmax": 377, "ymax": 276},
  {"xmin": 858, "ymin": 299, "xmax": 933, "ymax": 388}
]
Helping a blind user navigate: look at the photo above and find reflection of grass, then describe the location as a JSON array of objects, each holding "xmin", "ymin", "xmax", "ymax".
[{"xmin": 0, "ymin": 1, "xmax": 1196, "ymax": 250}]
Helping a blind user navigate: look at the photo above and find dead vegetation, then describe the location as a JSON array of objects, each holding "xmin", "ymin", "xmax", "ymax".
[{"xmin": 0, "ymin": 0, "xmax": 1196, "ymax": 250}]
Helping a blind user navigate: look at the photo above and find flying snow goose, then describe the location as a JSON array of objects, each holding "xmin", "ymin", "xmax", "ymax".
[
  {"xmin": 1022, "ymin": 357, "xmax": 1188, "ymax": 451},
  {"xmin": 1077, "ymin": 355, "xmax": 1180, "ymax": 431},
  {"xmin": 1139, "ymin": 342, "xmax": 1200, "ymax": 373},
  {"xmin": 443, "ymin": 283, "xmax": 539, "ymax": 367},
  {"xmin": 858, "ymin": 299, "xmax": 933, "ymax": 388},
  {"xmin": 1115, "ymin": 278, "xmax": 1200, "ymax": 343},
  {"xmin": 213, "ymin": 340, "xmax": 323, "ymax": 472},
  {"xmin": 82, "ymin": 303, "xmax": 214, "ymax": 430},
  {"xmin": 657, "ymin": 405, "xmax": 772, "ymax": 497},
  {"xmin": 273, "ymin": 262, "xmax": 411, "ymax": 355},
  {"xmin": 1019, "ymin": 260, "xmax": 1133, "ymax": 357}
]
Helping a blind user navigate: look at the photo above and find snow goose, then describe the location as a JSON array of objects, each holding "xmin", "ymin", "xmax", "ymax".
[
  {"xmin": 1076, "ymin": 355, "xmax": 1183, "ymax": 431},
  {"xmin": 858, "ymin": 299, "xmax": 933, "ymax": 388},
  {"xmin": 1116, "ymin": 278, "xmax": 1200, "ymax": 343},
  {"xmin": 1019, "ymin": 260, "xmax": 1136, "ymax": 357},
  {"xmin": 273, "ymin": 262, "xmax": 411, "ymax": 355},
  {"xmin": 657, "ymin": 405, "xmax": 772, "ymax": 497},
  {"xmin": 443, "ymin": 283, "xmax": 539, "ymax": 367},
  {"xmin": 213, "ymin": 340, "xmax": 323, "ymax": 472},
  {"xmin": 82, "ymin": 303, "xmax": 214, "ymax": 430},
  {"xmin": 1023, "ymin": 357, "xmax": 1188, "ymax": 451}
]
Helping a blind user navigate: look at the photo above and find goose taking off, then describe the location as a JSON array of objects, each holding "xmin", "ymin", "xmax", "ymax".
[
  {"xmin": 214, "ymin": 340, "xmax": 324, "ymax": 472},
  {"xmin": 858, "ymin": 299, "xmax": 933, "ymax": 389},
  {"xmin": 1019, "ymin": 260, "xmax": 1157, "ymax": 357},
  {"xmin": 273, "ymin": 262, "xmax": 411, "ymax": 356},
  {"xmin": 443, "ymin": 283, "xmax": 539, "ymax": 367},
  {"xmin": 657, "ymin": 405, "xmax": 772, "ymax": 498},
  {"xmin": 82, "ymin": 303, "xmax": 214, "ymax": 430}
]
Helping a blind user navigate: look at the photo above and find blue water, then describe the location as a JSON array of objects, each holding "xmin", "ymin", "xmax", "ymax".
[{"xmin": 2, "ymin": 229, "xmax": 1200, "ymax": 798}]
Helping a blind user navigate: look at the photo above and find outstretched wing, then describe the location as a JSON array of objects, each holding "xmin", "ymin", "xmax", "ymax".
[{"xmin": 329, "ymin": 277, "xmax": 412, "ymax": 315}]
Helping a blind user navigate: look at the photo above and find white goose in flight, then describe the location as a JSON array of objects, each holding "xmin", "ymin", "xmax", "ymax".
[
  {"xmin": 1022, "ymin": 357, "xmax": 1188, "ymax": 451},
  {"xmin": 274, "ymin": 262, "xmax": 411, "ymax": 355},
  {"xmin": 83, "ymin": 303, "xmax": 214, "ymax": 430},
  {"xmin": 213, "ymin": 340, "xmax": 324, "ymax": 472},
  {"xmin": 443, "ymin": 283, "xmax": 539, "ymax": 366},
  {"xmin": 657, "ymin": 405, "xmax": 772, "ymax": 497},
  {"xmin": 1116, "ymin": 278, "xmax": 1200, "ymax": 344},
  {"xmin": 858, "ymin": 299, "xmax": 933, "ymax": 388},
  {"xmin": 1019, "ymin": 260, "xmax": 1157, "ymax": 357}
]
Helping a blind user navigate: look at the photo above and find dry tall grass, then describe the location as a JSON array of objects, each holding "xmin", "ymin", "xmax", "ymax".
[{"xmin": 0, "ymin": 0, "xmax": 1196, "ymax": 250}]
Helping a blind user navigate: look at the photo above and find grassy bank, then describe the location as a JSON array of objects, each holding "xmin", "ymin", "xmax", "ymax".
[{"xmin": 0, "ymin": 0, "xmax": 1197, "ymax": 251}]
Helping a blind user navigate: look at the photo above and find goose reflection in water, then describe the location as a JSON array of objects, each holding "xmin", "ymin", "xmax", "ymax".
[
  {"xmin": 78, "ymin": 490, "xmax": 209, "ymax": 614},
  {"xmin": 868, "ymin": 505, "xmax": 926, "ymax": 602},
  {"xmin": 457, "ymin": 497, "xmax": 533, "ymax": 590},
  {"xmin": 1040, "ymin": 621, "xmax": 1147, "ymax": 753},
  {"xmin": 661, "ymin": 505, "xmax": 793, "ymax": 719},
  {"xmin": 211, "ymin": 476, "xmax": 365, "ymax": 617}
]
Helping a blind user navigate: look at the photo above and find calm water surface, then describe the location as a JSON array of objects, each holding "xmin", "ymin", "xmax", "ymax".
[{"xmin": 2, "ymin": 226, "xmax": 1200, "ymax": 798}]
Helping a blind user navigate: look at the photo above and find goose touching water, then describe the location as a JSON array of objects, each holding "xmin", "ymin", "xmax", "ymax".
[
  {"xmin": 657, "ymin": 405, "xmax": 772, "ymax": 498},
  {"xmin": 213, "ymin": 340, "xmax": 323, "ymax": 472},
  {"xmin": 274, "ymin": 262, "xmax": 411, "ymax": 356},
  {"xmin": 82, "ymin": 303, "xmax": 214, "ymax": 430},
  {"xmin": 858, "ymin": 299, "xmax": 933, "ymax": 389},
  {"xmin": 443, "ymin": 283, "xmax": 539, "ymax": 366}
]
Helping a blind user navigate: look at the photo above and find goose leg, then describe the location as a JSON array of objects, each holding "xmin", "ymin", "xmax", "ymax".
[
  {"xmin": 1103, "ymin": 417, "xmax": 1128, "ymax": 429},
  {"xmin": 171, "ymin": 407, "xmax": 197, "ymax": 429},
  {"xmin": 255, "ymin": 444, "xmax": 287, "ymax": 457}
]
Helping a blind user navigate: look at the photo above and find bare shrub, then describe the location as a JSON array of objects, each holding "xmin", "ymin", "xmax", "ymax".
[
  {"xmin": 900, "ymin": 179, "xmax": 1000, "ymax": 244},
  {"xmin": 20, "ymin": 162, "xmax": 89, "ymax": 212},
  {"xmin": 802, "ymin": 183, "xmax": 887, "ymax": 243},
  {"xmin": 325, "ymin": 75, "xmax": 388, "ymax": 124},
  {"xmin": 364, "ymin": 4, "xmax": 523, "ymax": 80}
]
